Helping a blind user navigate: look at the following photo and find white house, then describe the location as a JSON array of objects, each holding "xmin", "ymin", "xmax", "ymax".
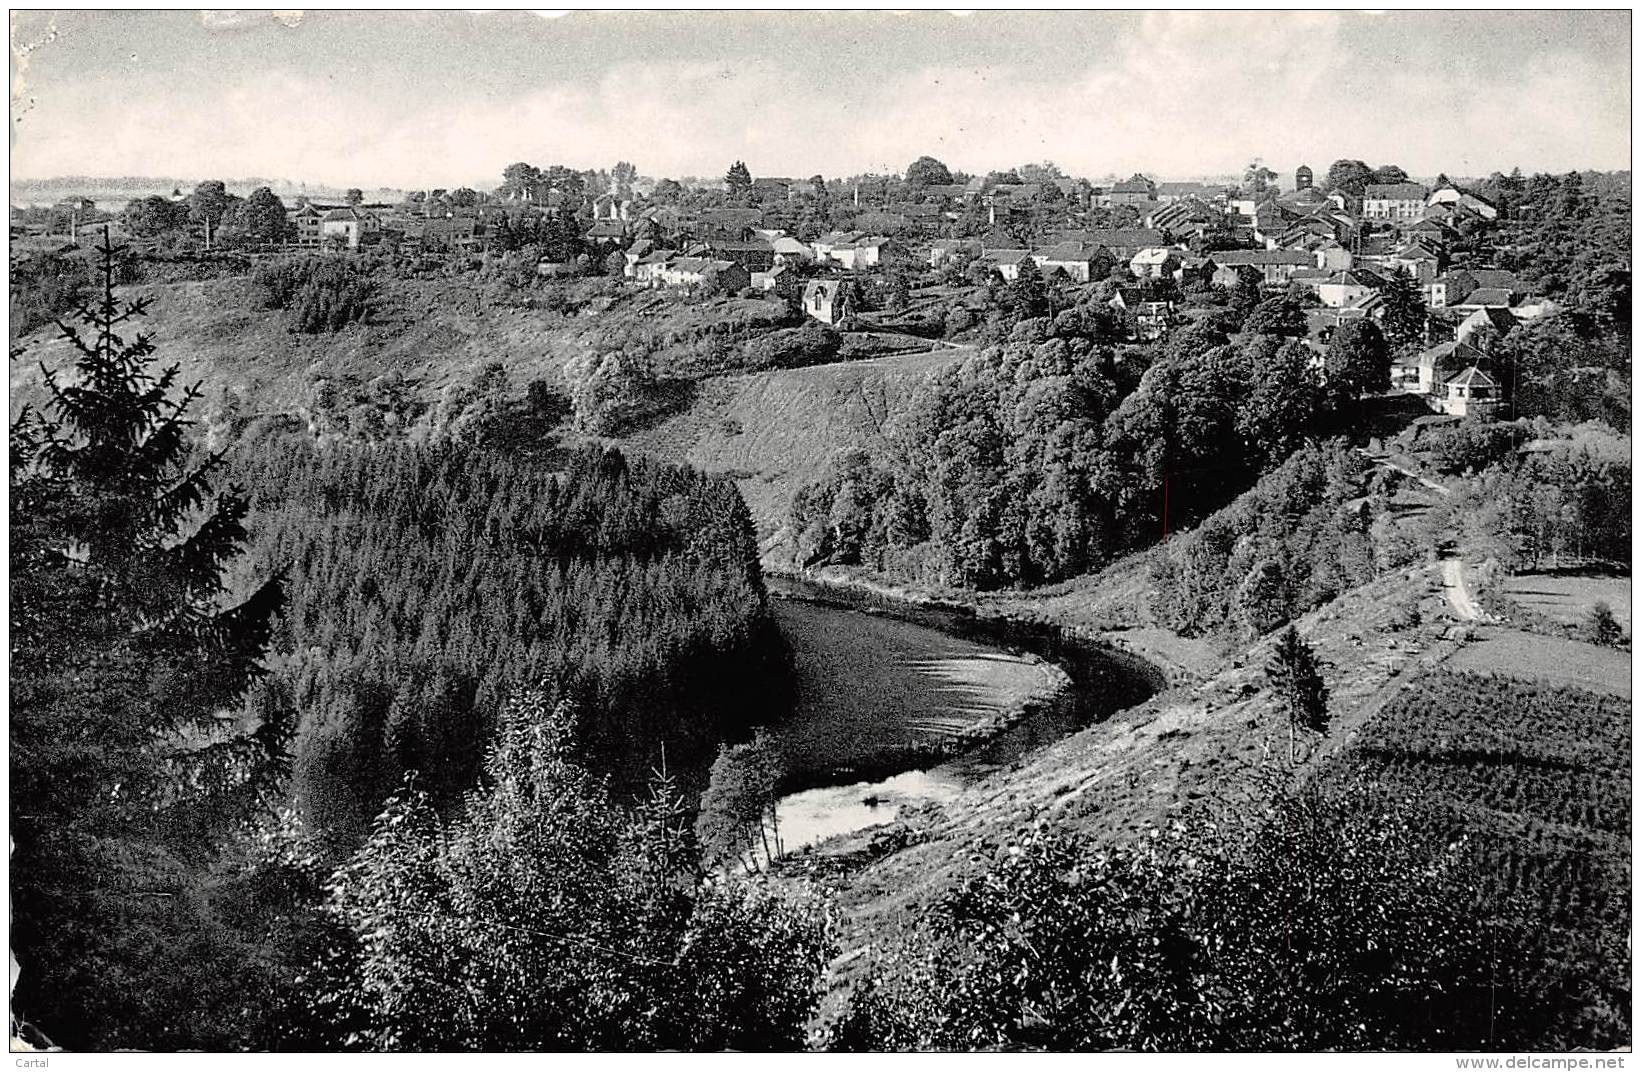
[
  {"xmin": 319, "ymin": 207, "xmax": 380, "ymax": 249},
  {"xmin": 1361, "ymin": 182, "xmax": 1430, "ymax": 221}
]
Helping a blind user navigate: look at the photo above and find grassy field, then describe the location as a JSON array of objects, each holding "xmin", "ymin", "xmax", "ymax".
[
  {"xmin": 769, "ymin": 597, "xmax": 1064, "ymax": 783},
  {"xmin": 1448, "ymin": 627, "xmax": 1631, "ymax": 698},
  {"xmin": 621, "ymin": 344, "xmax": 970, "ymax": 540},
  {"xmin": 1502, "ymin": 571, "xmax": 1632, "ymax": 631},
  {"xmin": 9, "ymin": 273, "xmax": 787, "ymax": 426}
]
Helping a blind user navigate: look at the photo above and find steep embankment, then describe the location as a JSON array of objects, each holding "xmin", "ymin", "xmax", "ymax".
[
  {"xmin": 9, "ymin": 274, "xmax": 787, "ymax": 426},
  {"xmin": 619, "ymin": 345, "xmax": 970, "ymax": 541},
  {"xmin": 13, "ymin": 276, "xmax": 545, "ymax": 415}
]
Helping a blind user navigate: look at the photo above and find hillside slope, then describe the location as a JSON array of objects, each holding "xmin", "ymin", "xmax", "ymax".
[
  {"xmin": 9, "ymin": 274, "xmax": 786, "ymax": 425},
  {"xmin": 619, "ymin": 345, "xmax": 970, "ymax": 541}
]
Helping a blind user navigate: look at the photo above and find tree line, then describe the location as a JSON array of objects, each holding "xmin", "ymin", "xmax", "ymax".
[{"xmin": 789, "ymin": 310, "xmax": 1388, "ymax": 590}]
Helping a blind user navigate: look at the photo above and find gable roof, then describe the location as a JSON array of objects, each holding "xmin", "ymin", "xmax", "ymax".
[
  {"xmin": 1467, "ymin": 268, "xmax": 1523, "ymax": 291},
  {"xmin": 1462, "ymin": 306, "xmax": 1519, "ymax": 334},
  {"xmin": 1211, "ymin": 249, "xmax": 1315, "ymax": 266},
  {"xmin": 1035, "ymin": 241, "xmax": 1107, "ymax": 263},
  {"xmin": 1458, "ymin": 287, "xmax": 1515, "ymax": 307},
  {"xmin": 1445, "ymin": 365, "xmax": 1499, "ymax": 389},
  {"xmin": 1364, "ymin": 182, "xmax": 1431, "ymax": 201}
]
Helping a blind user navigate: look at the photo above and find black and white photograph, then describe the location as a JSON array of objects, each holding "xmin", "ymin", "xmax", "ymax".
[{"xmin": 6, "ymin": 6, "xmax": 1634, "ymax": 1057}]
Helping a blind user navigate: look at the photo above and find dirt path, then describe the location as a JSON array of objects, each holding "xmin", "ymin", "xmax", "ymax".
[
  {"xmin": 1359, "ymin": 449, "xmax": 1454, "ymax": 498},
  {"xmin": 1442, "ymin": 557, "xmax": 1482, "ymax": 621}
]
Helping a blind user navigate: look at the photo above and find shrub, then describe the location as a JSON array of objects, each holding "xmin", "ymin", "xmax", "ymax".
[
  {"xmin": 253, "ymin": 256, "xmax": 378, "ymax": 334},
  {"xmin": 740, "ymin": 322, "xmax": 842, "ymax": 370}
]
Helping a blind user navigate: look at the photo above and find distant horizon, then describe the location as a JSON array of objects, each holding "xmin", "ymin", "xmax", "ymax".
[
  {"xmin": 10, "ymin": 10, "xmax": 1630, "ymax": 190},
  {"xmin": 14, "ymin": 159, "xmax": 1630, "ymax": 209}
]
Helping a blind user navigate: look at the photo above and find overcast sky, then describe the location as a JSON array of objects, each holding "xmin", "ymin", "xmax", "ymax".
[{"xmin": 10, "ymin": 9, "xmax": 1632, "ymax": 189}]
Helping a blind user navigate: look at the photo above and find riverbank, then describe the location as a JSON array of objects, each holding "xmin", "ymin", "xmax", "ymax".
[
  {"xmin": 768, "ymin": 592, "xmax": 1073, "ymax": 794},
  {"xmin": 763, "ymin": 574, "xmax": 1167, "ymax": 857}
]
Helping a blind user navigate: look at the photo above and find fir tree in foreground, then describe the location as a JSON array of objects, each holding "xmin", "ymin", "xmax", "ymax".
[{"xmin": 10, "ymin": 236, "xmax": 289, "ymax": 1048}]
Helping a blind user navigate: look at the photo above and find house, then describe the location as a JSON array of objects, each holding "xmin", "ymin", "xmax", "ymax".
[
  {"xmin": 812, "ymin": 231, "xmax": 891, "ymax": 270},
  {"xmin": 1336, "ymin": 291, "xmax": 1387, "ymax": 324},
  {"xmin": 770, "ymin": 236, "xmax": 813, "ymax": 264},
  {"xmin": 1427, "ymin": 184, "xmax": 1500, "ymax": 221},
  {"xmin": 292, "ymin": 202, "xmax": 325, "ymax": 247},
  {"xmin": 584, "ymin": 218, "xmax": 629, "ymax": 248},
  {"xmin": 1129, "ymin": 247, "xmax": 1182, "ymax": 280},
  {"xmin": 631, "ymin": 248, "xmax": 679, "ymax": 285},
  {"xmin": 801, "ymin": 279, "xmax": 850, "ymax": 325},
  {"xmin": 1313, "ymin": 239, "xmax": 1355, "ymax": 271},
  {"xmin": 1148, "ymin": 199, "xmax": 1221, "ymax": 242},
  {"xmin": 1395, "ymin": 340, "xmax": 1490, "ymax": 395},
  {"xmin": 422, "ymin": 217, "xmax": 480, "ymax": 251},
  {"xmin": 1439, "ymin": 365, "xmax": 1503, "ymax": 418},
  {"xmin": 750, "ymin": 263, "xmax": 791, "ymax": 292},
  {"xmin": 1454, "ymin": 305, "xmax": 1519, "ymax": 346},
  {"xmin": 319, "ymin": 207, "xmax": 380, "ymax": 249},
  {"xmin": 1452, "ymin": 287, "xmax": 1518, "ymax": 312},
  {"xmin": 1362, "ymin": 182, "xmax": 1431, "ymax": 221},
  {"xmin": 982, "ymin": 248, "xmax": 1035, "ymax": 281},
  {"xmin": 1110, "ymin": 175, "xmax": 1157, "ymax": 204},
  {"xmin": 1052, "ymin": 228, "xmax": 1167, "ymax": 258},
  {"xmin": 1208, "ymin": 249, "xmax": 1317, "ymax": 287},
  {"xmin": 705, "ymin": 239, "xmax": 776, "ymax": 272},
  {"xmin": 656, "ymin": 256, "xmax": 750, "ymax": 292},
  {"xmin": 1286, "ymin": 267, "xmax": 1333, "ymax": 296},
  {"xmin": 1109, "ymin": 286, "xmax": 1173, "ymax": 341},
  {"xmin": 1033, "ymin": 241, "xmax": 1111, "ymax": 283},
  {"xmin": 929, "ymin": 238, "xmax": 982, "ymax": 268},
  {"xmin": 1176, "ymin": 253, "xmax": 1219, "ymax": 287},
  {"xmin": 1315, "ymin": 269, "xmax": 1384, "ymax": 309},
  {"xmin": 621, "ymin": 238, "xmax": 655, "ymax": 277},
  {"xmin": 1389, "ymin": 240, "xmax": 1443, "ymax": 284}
]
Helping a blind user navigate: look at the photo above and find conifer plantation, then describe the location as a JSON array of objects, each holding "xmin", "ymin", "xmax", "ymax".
[{"xmin": 227, "ymin": 434, "xmax": 794, "ymax": 838}]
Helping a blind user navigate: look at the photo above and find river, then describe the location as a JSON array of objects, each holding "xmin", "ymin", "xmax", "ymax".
[{"xmin": 764, "ymin": 576, "xmax": 1162, "ymax": 854}]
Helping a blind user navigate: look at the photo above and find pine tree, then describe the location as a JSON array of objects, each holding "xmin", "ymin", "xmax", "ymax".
[
  {"xmin": 1266, "ymin": 626, "xmax": 1329, "ymax": 764},
  {"xmin": 1379, "ymin": 268, "xmax": 1427, "ymax": 352},
  {"xmin": 725, "ymin": 160, "xmax": 753, "ymax": 194},
  {"xmin": 10, "ymin": 235, "xmax": 289, "ymax": 1046}
]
